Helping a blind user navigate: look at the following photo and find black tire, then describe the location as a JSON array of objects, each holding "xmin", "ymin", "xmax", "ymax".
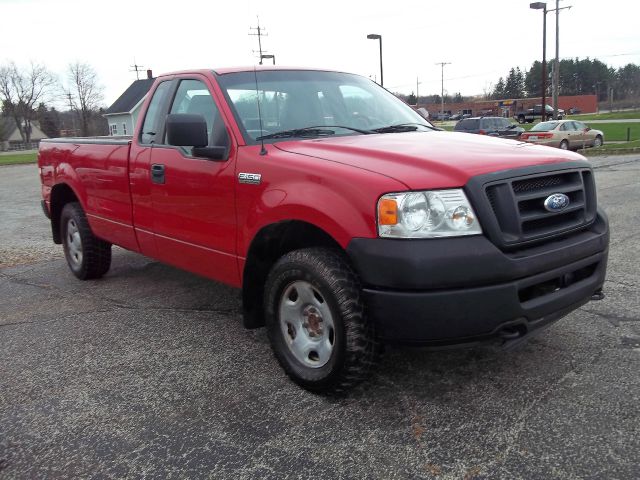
[
  {"xmin": 593, "ymin": 135, "xmax": 603, "ymax": 148},
  {"xmin": 517, "ymin": 116, "xmax": 525, "ymax": 124},
  {"xmin": 60, "ymin": 202, "xmax": 112, "ymax": 280},
  {"xmin": 264, "ymin": 248, "xmax": 379, "ymax": 394},
  {"xmin": 559, "ymin": 140, "xmax": 569, "ymax": 150}
]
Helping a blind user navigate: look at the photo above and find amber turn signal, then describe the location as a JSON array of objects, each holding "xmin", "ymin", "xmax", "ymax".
[{"xmin": 378, "ymin": 198, "xmax": 398, "ymax": 225}]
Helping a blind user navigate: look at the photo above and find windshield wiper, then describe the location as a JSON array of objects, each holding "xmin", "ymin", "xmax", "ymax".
[
  {"xmin": 256, "ymin": 125, "xmax": 373, "ymax": 141},
  {"xmin": 372, "ymin": 123, "xmax": 438, "ymax": 133},
  {"xmin": 256, "ymin": 127, "xmax": 333, "ymax": 141}
]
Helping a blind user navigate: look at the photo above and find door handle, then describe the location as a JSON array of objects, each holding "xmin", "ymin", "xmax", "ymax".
[{"xmin": 151, "ymin": 163, "xmax": 165, "ymax": 184}]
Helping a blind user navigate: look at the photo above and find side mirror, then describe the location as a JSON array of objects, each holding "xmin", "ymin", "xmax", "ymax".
[
  {"xmin": 166, "ymin": 113, "xmax": 228, "ymax": 161},
  {"xmin": 166, "ymin": 113, "xmax": 208, "ymax": 147},
  {"xmin": 584, "ymin": 127, "xmax": 591, "ymax": 132}
]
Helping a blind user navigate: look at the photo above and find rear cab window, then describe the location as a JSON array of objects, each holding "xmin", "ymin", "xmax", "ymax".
[{"xmin": 140, "ymin": 81, "xmax": 172, "ymax": 145}]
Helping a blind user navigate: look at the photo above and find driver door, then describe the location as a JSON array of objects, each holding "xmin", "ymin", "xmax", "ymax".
[{"xmin": 148, "ymin": 76, "xmax": 239, "ymax": 285}]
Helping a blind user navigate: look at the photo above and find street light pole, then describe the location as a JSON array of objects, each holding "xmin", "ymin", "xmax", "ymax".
[
  {"xmin": 530, "ymin": 2, "xmax": 547, "ymax": 120},
  {"xmin": 435, "ymin": 62, "xmax": 451, "ymax": 117},
  {"xmin": 553, "ymin": 0, "xmax": 559, "ymax": 119},
  {"xmin": 367, "ymin": 34, "xmax": 383, "ymax": 87}
]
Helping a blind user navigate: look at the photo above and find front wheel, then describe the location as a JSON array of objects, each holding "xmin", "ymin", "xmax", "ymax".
[
  {"xmin": 61, "ymin": 202, "xmax": 112, "ymax": 280},
  {"xmin": 559, "ymin": 140, "xmax": 569, "ymax": 150},
  {"xmin": 264, "ymin": 248, "xmax": 379, "ymax": 394},
  {"xmin": 593, "ymin": 135, "xmax": 603, "ymax": 148}
]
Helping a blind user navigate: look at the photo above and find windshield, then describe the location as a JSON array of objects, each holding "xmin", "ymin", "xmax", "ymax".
[
  {"xmin": 531, "ymin": 121, "xmax": 559, "ymax": 132},
  {"xmin": 217, "ymin": 70, "xmax": 433, "ymax": 143}
]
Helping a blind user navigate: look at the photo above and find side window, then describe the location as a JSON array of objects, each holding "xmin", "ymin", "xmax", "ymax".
[
  {"xmin": 168, "ymin": 79, "xmax": 228, "ymax": 151},
  {"xmin": 140, "ymin": 81, "xmax": 172, "ymax": 144}
]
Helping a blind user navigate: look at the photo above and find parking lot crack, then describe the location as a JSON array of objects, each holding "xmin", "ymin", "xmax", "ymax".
[
  {"xmin": 485, "ymin": 348, "xmax": 606, "ymax": 473},
  {"xmin": 580, "ymin": 308, "xmax": 639, "ymax": 327},
  {"xmin": 112, "ymin": 304, "xmax": 240, "ymax": 315},
  {"xmin": 0, "ymin": 272, "xmax": 54, "ymax": 290}
]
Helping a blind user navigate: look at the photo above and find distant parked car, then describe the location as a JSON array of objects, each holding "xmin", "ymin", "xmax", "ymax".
[
  {"xmin": 449, "ymin": 113, "xmax": 463, "ymax": 121},
  {"xmin": 454, "ymin": 117, "xmax": 524, "ymax": 139},
  {"xmin": 433, "ymin": 112, "xmax": 451, "ymax": 121},
  {"xmin": 568, "ymin": 107, "xmax": 582, "ymax": 115},
  {"xmin": 415, "ymin": 107, "xmax": 430, "ymax": 120},
  {"xmin": 520, "ymin": 120, "xmax": 604, "ymax": 150},
  {"xmin": 514, "ymin": 104, "xmax": 565, "ymax": 123}
]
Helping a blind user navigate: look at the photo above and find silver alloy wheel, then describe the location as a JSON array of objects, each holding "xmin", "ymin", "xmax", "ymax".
[
  {"xmin": 594, "ymin": 136, "xmax": 602, "ymax": 147},
  {"xmin": 279, "ymin": 280, "xmax": 335, "ymax": 368},
  {"xmin": 66, "ymin": 218, "xmax": 83, "ymax": 266},
  {"xmin": 560, "ymin": 140, "xmax": 569, "ymax": 150}
]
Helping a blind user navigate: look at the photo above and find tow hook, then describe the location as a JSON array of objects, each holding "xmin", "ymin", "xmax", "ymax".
[
  {"xmin": 591, "ymin": 289, "xmax": 605, "ymax": 301},
  {"xmin": 498, "ymin": 325, "xmax": 526, "ymax": 340}
]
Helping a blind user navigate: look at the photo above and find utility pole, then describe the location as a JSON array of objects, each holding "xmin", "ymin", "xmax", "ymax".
[
  {"xmin": 416, "ymin": 77, "xmax": 421, "ymax": 106},
  {"xmin": 129, "ymin": 60, "xmax": 144, "ymax": 80},
  {"xmin": 249, "ymin": 18, "xmax": 269, "ymax": 65},
  {"xmin": 66, "ymin": 91, "xmax": 76, "ymax": 135},
  {"xmin": 435, "ymin": 62, "xmax": 451, "ymax": 116},
  {"xmin": 551, "ymin": 0, "xmax": 571, "ymax": 119}
]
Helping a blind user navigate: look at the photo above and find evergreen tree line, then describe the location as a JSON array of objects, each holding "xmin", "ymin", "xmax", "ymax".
[{"xmin": 491, "ymin": 58, "xmax": 640, "ymax": 101}]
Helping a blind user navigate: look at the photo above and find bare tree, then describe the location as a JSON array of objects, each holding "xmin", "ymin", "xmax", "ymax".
[
  {"xmin": 67, "ymin": 62, "xmax": 104, "ymax": 136},
  {"xmin": 0, "ymin": 62, "xmax": 57, "ymax": 143}
]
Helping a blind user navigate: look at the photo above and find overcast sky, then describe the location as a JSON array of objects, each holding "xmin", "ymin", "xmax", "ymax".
[{"xmin": 1, "ymin": 0, "xmax": 638, "ymax": 107}]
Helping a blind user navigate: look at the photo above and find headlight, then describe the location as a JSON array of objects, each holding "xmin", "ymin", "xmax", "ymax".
[{"xmin": 377, "ymin": 189, "xmax": 482, "ymax": 238}]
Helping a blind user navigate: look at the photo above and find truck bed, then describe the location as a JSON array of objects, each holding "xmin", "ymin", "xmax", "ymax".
[{"xmin": 39, "ymin": 137, "xmax": 138, "ymax": 252}]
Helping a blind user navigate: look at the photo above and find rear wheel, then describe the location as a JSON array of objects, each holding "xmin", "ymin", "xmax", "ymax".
[
  {"xmin": 264, "ymin": 248, "xmax": 379, "ymax": 394},
  {"xmin": 593, "ymin": 135, "xmax": 603, "ymax": 148},
  {"xmin": 517, "ymin": 116, "xmax": 525, "ymax": 124},
  {"xmin": 559, "ymin": 140, "xmax": 569, "ymax": 150},
  {"xmin": 61, "ymin": 202, "xmax": 112, "ymax": 280}
]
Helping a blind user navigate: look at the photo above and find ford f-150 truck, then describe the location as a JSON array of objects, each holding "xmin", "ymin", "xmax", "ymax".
[{"xmin": 38, "ymin": 67, "xmax": 608, "ymax": 393}]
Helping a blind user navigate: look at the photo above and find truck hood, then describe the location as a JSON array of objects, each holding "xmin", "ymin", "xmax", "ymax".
[{"xmin": 274, "ymin": 131, "xmax": 586, "ymax": 189}]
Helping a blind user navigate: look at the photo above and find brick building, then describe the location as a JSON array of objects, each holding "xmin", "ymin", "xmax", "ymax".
[{"xmin": 422, "ymin": 94, "xmax": 597, "ymax": 118}]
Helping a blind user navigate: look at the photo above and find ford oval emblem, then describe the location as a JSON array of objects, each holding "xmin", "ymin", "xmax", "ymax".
[{"xmin": 544, "ymin": 193, "xmax": 570, "ymax": 212}]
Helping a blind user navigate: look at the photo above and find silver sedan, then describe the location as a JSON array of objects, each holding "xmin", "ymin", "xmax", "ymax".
[{"xmin": 520, "ymin": 120, "xmax": 604, "ymax": 150}]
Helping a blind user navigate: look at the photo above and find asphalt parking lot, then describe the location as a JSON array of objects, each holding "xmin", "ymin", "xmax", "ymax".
[{"xmin": 1, "ymin": 157, "xmax": 639, "ymax": 479}]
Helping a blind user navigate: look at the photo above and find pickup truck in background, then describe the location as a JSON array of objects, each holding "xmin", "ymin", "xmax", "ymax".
[
  {"xmin": 515, "ymin": 104, "xmax": 566, "ymax": 123},
  {"xmin": 38, "ymin": 67, "xmax": 608, "ymax": 393}
]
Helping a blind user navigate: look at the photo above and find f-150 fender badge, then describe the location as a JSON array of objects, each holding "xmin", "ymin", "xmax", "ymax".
[{"xmin": 238, "ymin": 172, "xmax": 262, "ymax": 185}]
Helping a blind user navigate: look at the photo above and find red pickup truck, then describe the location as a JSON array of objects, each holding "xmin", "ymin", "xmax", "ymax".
[{"xmin": 38, "ymin": 67, "xmax": 608, "ymax": 393}]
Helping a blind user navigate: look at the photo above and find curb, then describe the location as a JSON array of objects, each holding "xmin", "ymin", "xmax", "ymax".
[{"xmin": 581, "ymin": 148, "xmax": 640, "ymax": 157}]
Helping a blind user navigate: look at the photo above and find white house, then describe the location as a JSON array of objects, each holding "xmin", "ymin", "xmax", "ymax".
[{"xmin": 103, "ymin": 70, "xmax": 155, "ymax": 136}]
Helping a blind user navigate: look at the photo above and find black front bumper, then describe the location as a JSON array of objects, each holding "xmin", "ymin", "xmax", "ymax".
[{"xmin": 346, "ymin": 211, "xmax": 609, "ymax": 346}]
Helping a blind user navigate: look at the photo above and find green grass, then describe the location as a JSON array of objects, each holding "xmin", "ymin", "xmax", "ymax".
[
  {"xmin": 0, "ymin": 152, "xmax": 37, "ymax": 165},
  {"xmin": 570, "ymin": 110, "xmax": 640, "ymax": 121},
  {"xmin": 586, "ymin": 139, "xmax": 640, "ymax": 152},
  {"xmin": 441, "ymin": 121, "xmax": 639, "ymax": 141}
]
